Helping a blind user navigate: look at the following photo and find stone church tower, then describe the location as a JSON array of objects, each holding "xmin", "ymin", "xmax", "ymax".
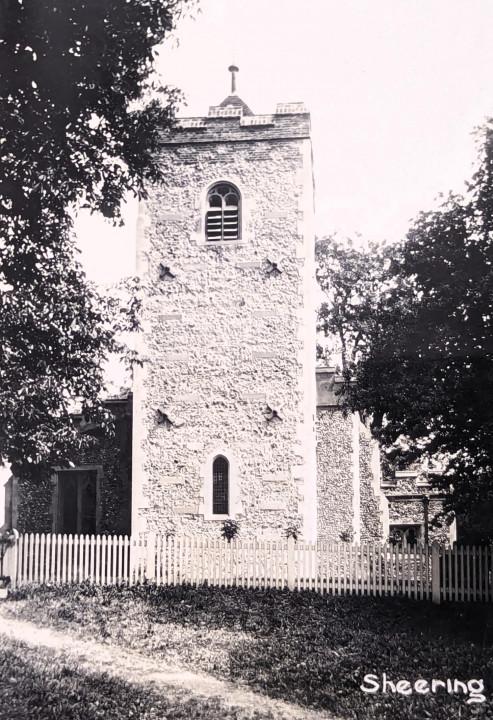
[{"xmin": 132, "ymin": 67, "xmax": 318, "ymax": 539}]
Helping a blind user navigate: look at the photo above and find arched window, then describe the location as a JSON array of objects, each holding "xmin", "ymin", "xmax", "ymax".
[
  {"xmin": 212, "ymin": 455, "xmax": 229, "ymax": 514},
  {"xmin": 206, "ymin": 183, "xmax": 240, "ymax": 241}
]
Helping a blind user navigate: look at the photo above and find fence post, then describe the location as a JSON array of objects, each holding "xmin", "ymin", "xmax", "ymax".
[
  {"xmin": 146, "ymin": 533, "xmax": 156, "ymax": 582},
  {"xmin": 431, "ymin": 541, "xmax": 441, "ymax": 604},
  {"xmin": 287, "ymin": 536, "xmax": 295, "ymax": 591},
  {"xmin": 3, "ymin": 529, "xmax": 19, "ymax": 590}
]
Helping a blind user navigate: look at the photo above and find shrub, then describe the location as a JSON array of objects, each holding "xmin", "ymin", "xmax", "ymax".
[
  {"xmin": 284, "ymin": 523, "xmax": 301, "ymax": 541},
  {"xmin": 220, "ymin": 519, "xmax": 240, "ymax": 542}
]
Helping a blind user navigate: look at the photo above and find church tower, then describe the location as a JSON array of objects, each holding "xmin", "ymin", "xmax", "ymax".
[{"xmin": 132, "ymin": 68, "xmax": 317, "ymax": 540}]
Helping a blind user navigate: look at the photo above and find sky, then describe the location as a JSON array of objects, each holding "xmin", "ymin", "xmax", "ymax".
[{"xmin": 76, "ymin": 0, "xmax": 493, "ymax": 283}]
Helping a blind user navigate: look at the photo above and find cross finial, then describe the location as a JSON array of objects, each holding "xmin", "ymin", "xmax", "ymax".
[{"xmin": 228, "ymin": 64, "xmax": 239, "ymax": 94}]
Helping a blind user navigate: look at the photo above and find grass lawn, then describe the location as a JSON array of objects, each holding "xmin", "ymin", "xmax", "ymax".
[{"xmin": 3, "ymin": 583, "xmax": 493, "ymax": 719}]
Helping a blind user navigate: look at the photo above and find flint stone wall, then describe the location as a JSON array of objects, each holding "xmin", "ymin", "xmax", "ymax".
[
  {"xmin": 316, "ymin": 408, "xmax": 354, "ymax": 542},
  {"xmin": 359, "ymin": 427, "xmax": 385, "ymax": 541},
  {"xmin": 388, "ymin": 497, "xmax": 448, "ymax": 543}
]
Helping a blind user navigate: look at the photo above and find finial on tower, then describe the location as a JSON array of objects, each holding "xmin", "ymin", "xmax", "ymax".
[{"xmin": 228, "ymin": 64, "xmax": 239, "ymax": 95}]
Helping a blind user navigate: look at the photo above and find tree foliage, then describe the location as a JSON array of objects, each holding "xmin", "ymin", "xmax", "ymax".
[
  {"xmin": 317, "ymin": 121, "xmax": 493, "ymax": 516},
  {"xmin": 316, "ymin": 236, "xmax": 394, "ymax": 370},
  {"xmin": 0, "ymin": 0, "xmax": 192, "ymax": 477}
]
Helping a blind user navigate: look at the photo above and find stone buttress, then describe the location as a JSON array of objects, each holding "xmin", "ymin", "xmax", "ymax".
[{"xmin": 316, "ymin": 368, "xmax": 388, "ymax": 543}]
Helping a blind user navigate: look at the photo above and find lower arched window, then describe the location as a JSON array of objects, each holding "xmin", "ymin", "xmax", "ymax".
[{"xmin": 212, "ymin": 455, "xmax": 229, "ymax": 514}]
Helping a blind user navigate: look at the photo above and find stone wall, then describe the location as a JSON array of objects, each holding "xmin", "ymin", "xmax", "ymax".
[
  {"xmin": 16, "ymin": 475, "xmax": 52, "ymax": 533},
  {"xmin": 358, "ymin": 427, "xmax": 385, "ymax": 541},
  {"xmin": 316, "ymin": 408, "xmax": 354, "ymax": 542},
  {"xmin": 133, "ymin": 106, "xmax": 317, "ymax": 539}
]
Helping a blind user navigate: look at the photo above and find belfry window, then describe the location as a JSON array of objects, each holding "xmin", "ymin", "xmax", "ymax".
[
  {"xmin": 212, "ymin": 455, "xmax": 229, "ymax": 514},
  {"xmin": 206, "ymin": 183, "xmax": 240, "ymax": 241}
]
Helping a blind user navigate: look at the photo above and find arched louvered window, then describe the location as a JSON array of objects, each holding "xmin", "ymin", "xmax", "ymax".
[
  {"xmin": 212, "ymin": 455, "xmax": 229, "ymax": 514},
  {"xmin": 206, "ymin": 183, "xmax": 240, "ymax": 241}
]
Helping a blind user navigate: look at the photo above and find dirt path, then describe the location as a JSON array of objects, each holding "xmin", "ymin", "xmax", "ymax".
[{"xmin": 0, "ymin": 611, "xmax": 336, "ymax": 720}]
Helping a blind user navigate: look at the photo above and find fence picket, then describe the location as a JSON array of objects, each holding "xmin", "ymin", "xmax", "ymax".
[
  {"xmin": 453, "ymin": 545, "xmax": 458, "ymax": 602},
  {"xmin": 478, "ymin": 546, "xmax": 483, "ymax": 602},
  {"xmin": 15, "ymin": 533, "xmax": 21, "ymax": 584},
  {"xmin": 472, "ymin": 546, "xmax": 477, "ymax": 602},
  {"xmin": 103, "ymin": 535, "xmax": 109, "ymax": 585},
  {"xmin": 229, "ymin": 538, "xmax": 234, "ymax": 588},
  {"xmin": 402, "ymin": 544, "xmax": 411, "ymax": 597},
  {"xmin": 191, "ymin": 536, "xmax": 196, "ymax": 586},
  {"xmin": 388, "ymin": 544, "xmax": 394, "ymax": 597},
  {"xmin": 71, "ymin": 534, "xmax": 77, "ymax": 583},
  {"xmin": 73, "ymin": 534, "xmax": 80, "ymax": 583},
  {"xmin": 88, "ymin": 535, "xmax": 94, "ymax": 583},
  {"xmin": 79, "ymin": 534, "xmax": 85, "ymax": 583},
  {"xmin": 459, "ymin": 545, "xmax": 464, "ymax": 602},
  {"xmin": 33, "ymin": 533, "xmax": 40, "ymax": 583},
  {"xmin": 165, "ymin": 535, "xmax": 170, "ymax": 586},
  {"xmin": 218, "ymin": 537, "xmax": 223, "ymax": 587},
  {"xmin": 47, "ymin": 533, "xmax": 52, "ymax": 583},
  {"xmin": 488, "ymin": 545, "xmax": 493, "ymax": 602},
  {"xmin": 260, "ymin": 540, "xmax": 264, "ymax": 589},
  {"xmin": 27, "ymin": 533, "xmax": 33, "ymax": 583},
  {"xmin": 230, "ymin": 538, "xmax": 234, "ymax": 588},
  {"xmin": 182, "ymin": 535, "xmax": 188, "ymax": 585},
  {"xmin": 336, "ymin": 542, "xmax": 341, "ymax": 594},
  {"xmin": 368, "ymin": 542, "xmax": 373, "ymax": 597},
  {"xmin": 239, "ymin": 538, "xmax": 245, "ymax": 589},
  {"xmin": 23, "ymin": 533, "xmax": 29, "ymax": 584},
  {"xmin": 193, "ymin": 536, "xmax": 198, "ymax": 586},
  {"xmin": 122, "ymin": 536, "xmax": 128, "ymax": 586},
  {"xmin": 44, "ymin": 533, "xmax": 51, "ymax": 583},
  {"xmin": 293, "ymin": 541, "xmax": 298, "ymax": 591},
  {"xmin": 487, "ymin": 547, "xmax": 491, "ymax": 602},
  {"xmin": 81, "ymin": 534, "xmax": 87, "ymax": 582},
  {"xmin": 110, "ymin": 535, "xmax": 116, "ymax": 584},
  {"xmin": 94, "ymin": 535, "xmax": 100, "ymax": 585},
  {"xmin": 160, "ymin": 534, "xmax": 166, "ymax": 585},
  {"xmin": 38, "ymin": 534, "xmax": 45, "ymax": 584},
  {"xmin": 196, "ymin": 535, "xmax": 201, "ymax": 586}
]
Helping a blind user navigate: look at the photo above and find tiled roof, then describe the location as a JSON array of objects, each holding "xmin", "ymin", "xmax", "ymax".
[{"xmin": 218, "ymin": 94, "xmax": 253, "ymax": 116}]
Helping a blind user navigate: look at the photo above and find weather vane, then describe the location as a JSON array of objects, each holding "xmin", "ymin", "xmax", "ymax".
[{"xmin": 228, "ymin": 63, "xmax": 239, "ymax": 94}]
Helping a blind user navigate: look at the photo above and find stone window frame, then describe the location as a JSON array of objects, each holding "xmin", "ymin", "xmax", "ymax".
[
  {"xmin": 199, "ymin": 448, "xmax": 242, "ymax": 521},
  {"xmin": 51, "ymin": 465, "xmax": 103, "ymax": 535},
  {"xmin": 191, "ymin": 176, "xmax": 253, "ymax": 247}
]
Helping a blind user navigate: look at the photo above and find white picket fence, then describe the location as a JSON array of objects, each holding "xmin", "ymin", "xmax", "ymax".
[{"xmin": 2, "ymin": 532, "xmax": 493, "ymax": 604}]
